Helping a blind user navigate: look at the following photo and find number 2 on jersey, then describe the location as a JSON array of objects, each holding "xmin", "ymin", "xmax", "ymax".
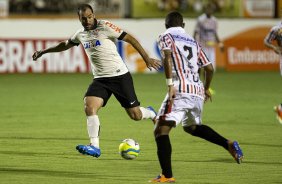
[{"xmin": 183, "ymin": 45, "xmax": 193, "ymax": 60}]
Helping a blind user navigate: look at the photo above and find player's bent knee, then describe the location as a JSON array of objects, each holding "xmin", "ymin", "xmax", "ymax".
[
  {"xmin": 84, "ymin": 106, "xmax": 94, "ymax": 116},
  {"xmin": 83, "ymin": 96, "xmax": 103, "ymax": 116},
  {"xmin": 158, "ymin": 120, "xmax": 176, "ymax": 127},
  {"xmin": 154, "ymin": 120, "xmax": 174, "ymax": 137},
  {"xmin": 84, "ymin": 104, "xmax": 99, "ymax": 116}
]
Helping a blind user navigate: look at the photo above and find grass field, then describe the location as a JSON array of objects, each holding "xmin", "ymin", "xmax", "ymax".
[{"xmin": 0, "ymin": 71, "xmax": 282, "ymax": 184}]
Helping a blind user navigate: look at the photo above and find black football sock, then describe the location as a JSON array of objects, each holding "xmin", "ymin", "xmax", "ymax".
[
  {"xmin": 192, "ymin": 125, "xmax": 229, "ymax": 150},
  {"xmin": 156, "ymin": 135, "xmax": 173, "ymax": 178}
]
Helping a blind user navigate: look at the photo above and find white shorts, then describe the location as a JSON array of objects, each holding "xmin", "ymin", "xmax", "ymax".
[{"xmin": 156, "ymin": 93, "xmax": 204, "ymax": 127}]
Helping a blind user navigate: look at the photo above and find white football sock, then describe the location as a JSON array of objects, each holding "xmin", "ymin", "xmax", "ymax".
[
  {"xmin": 87, "ymin": 115, "xmax": 100, "ymax": 148},
  {"xmin": 140, "ymin": 107, "xmax": 155, "ymax": 119}
]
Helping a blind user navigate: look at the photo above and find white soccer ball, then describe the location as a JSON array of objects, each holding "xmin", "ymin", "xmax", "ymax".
[{"xmin": 118, "ymin": 138, "xmax": 140, "ymax": 160}]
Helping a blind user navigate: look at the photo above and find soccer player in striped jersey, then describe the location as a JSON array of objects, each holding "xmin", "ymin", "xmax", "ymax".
[
  {"xmin": 149, "ymin": 12, "xmax": 243, "ymax": 183},
  {"xmin": 33, "ymin": 4, "xmax": 160, "ymax": 158},
  {"xmin": 193, "ymin": 3, "xmax": 224, "ymax": 71},
  {"xmin": 264, "ymin": 22, "xmax": 282, "ymax": 124}
]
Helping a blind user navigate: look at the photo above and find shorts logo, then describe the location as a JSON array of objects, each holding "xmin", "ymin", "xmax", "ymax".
[
  {"xmin": 83, "ymin": 40, "xmax": 101, "ymax": 49},
  {"xmin": 130, "ymin": 101, "xmax": 136, "ymax": 105}
]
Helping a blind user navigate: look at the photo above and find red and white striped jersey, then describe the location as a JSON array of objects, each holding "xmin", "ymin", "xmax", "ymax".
[
  {"xmin": 157, "ymin": 27, "xmax": 211, "ymax": 99},
  {"xmin": 264, "ymin": 22, "xmax": 282, "ymax": 47},
  {"xmin": 194, "ymin": 13, "xmax": 218, "ymax": 47}
]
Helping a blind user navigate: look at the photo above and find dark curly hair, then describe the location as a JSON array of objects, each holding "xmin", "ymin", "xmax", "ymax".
[{"xmin": 165, "ymin": 11, "xmax": 184, "ymax": 29}]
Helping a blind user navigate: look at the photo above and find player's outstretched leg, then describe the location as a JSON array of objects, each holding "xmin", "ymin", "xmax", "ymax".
[
  {"xmin": 184, "ymin": 125, "xmax": 244, "ymax": 164},
  {"xmin": 76, "ymin": 144, "xmax": 101, "ymax": 158}
]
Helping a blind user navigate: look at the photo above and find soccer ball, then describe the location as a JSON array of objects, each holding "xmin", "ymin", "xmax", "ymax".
[{"xmin": 118, "ymin": 138, "xmax": 140, "ymax": 160}]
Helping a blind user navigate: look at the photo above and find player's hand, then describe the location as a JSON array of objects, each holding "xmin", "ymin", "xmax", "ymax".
[
  {"xmin": 218, "ymin": 42, "xmax": 224, "ymax": 52},
  {"xmin": 146, "ymin": 58, "xmax": 162, "ymax": 71},
  {"xmin": 32, "ymin": 50, "xmax": 43, "ymax": 61},
  {"xmin": 204, "ymin": 89, "xmax": 212, "ymax": 103}
]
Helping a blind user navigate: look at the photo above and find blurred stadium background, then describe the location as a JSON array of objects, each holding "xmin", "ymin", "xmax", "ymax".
[
  {"xmin": 1, "ymin": 1, "xmax": 282, "ymax": 184},
  {"xmin": 0, "ymin": 0, "xmax": 281, "ymax": 73}
]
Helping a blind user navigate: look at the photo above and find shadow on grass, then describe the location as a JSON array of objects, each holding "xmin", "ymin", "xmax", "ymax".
[
  {"xmin": 0, "ymin": 167, "xmax": 133, "ymax": 181},
  {"xmin": 172, "ymin": 158, "xmax": 282, "ymax": 166}
]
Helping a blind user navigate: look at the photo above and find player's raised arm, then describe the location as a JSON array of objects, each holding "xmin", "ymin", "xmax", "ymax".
[
  {"xmin": 32, "ymin": 40, "xmax": 75, "ymax": 61},
  {"xmin": 122, "ymin": 33, "xmax": 161, "ymax": 71},
  {"xmin": 163, "ymin": 49, "xmax": 176, "ymax": 101}
]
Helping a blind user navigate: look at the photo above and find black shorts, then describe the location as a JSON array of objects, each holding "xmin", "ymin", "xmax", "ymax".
[{"xmin": 84, "ymin": 72, "xmax": 140, "ymax": 108}]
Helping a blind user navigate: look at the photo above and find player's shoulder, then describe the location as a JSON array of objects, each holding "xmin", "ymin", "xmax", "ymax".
[
  {"xmin": 158, "ymin": 32, "xmax": 166, "ymax": 41},
  {"xmin": 270, "ymin": 24, "xmax": 281, "ymax": 32},
  {"xmin": 198, "ymin": 14, "xmax": 206, "ymax": 21},
  {"xmin": 211, "ymin": 15, "xmax": 218, "ymax": 21},
  {"xmin": 73, "ymin": 27, "xmax": 85, "ymax": 35},
  {"xmin": 158, "ymin": 31, "xmax": 175, "ymax": 45},
  {"xmin": 98, "ymin": 20, "xmax": 116, "ymax": 27},
  {"xmin": 158, "ymin": 29, "xmax": 173, "ymax": 40},
  {"xmin": 96, "ymin": 20, "xmax": 108, "ymax": 27},
  {"xmin": 98, "ymin": 19, "xmax": 122, "ymax": 32}
]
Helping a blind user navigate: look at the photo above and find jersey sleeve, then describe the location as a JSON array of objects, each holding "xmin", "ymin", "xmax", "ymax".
[
  {"xmin": 157, "ymin": 33, "xmax": 174, "ymax": 51},
  {"xmin": 69, "ymin": 29, "xmax": 82, "ymax": 46},
  {"xmin": 198, "ymin": 46, "xmax": 211, "ymax": 67},
  {"xmin": 157, "ymin": 33, "xmax": 174, "ymax": 59},
  {"xmin": 103, "ymin": 20, "xmax": 125, "ymax": 40}
]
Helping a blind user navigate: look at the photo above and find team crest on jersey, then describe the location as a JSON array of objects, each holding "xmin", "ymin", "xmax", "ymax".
[{"xmin": 83, "ymin": 40, "xmax": 101, "ymax": 49}]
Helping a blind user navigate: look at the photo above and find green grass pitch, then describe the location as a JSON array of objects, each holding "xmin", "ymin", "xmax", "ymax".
[{"xmin": 0, "ymin": 71, "xmax": 282, "ymax": 184}]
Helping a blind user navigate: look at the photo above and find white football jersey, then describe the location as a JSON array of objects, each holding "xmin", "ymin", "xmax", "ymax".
[
  {"xmin": 158, "ymin": 27, "xmax": 211, "ymax": 99},
  {"xmin": 70, "ymin": 20, "xmax": 128, "ymax": 78},
  {"xmin": 194, "ymin": 13, "xmax": 218, "ymax": 47}
]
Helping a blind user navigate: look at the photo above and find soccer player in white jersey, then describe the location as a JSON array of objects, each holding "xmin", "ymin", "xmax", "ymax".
[
  {"xmin": 32, "ymin": 4, "xmax": 161, "ymax": 158},
  {"xmin": 264, "ymin": 22, "xmax": 282, "ymax": 124},
  {"xmin": 149, "ymin": 12, "xmax": 243, "ymax": 183},
  {"xmin": 193, "ymin": 3, "xmax": 224, "ymax": 71}
]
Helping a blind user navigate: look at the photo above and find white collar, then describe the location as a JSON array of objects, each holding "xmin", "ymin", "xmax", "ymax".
[{"xmin": 165, "ymin": 27, "xmax": 185, "ymax": 34}]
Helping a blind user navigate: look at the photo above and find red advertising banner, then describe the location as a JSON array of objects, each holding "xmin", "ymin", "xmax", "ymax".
[
  {"xmin": 0, "ymin": 39, "xmax": 90, "ymax": 73},
  {"xmin": 0, "ymin": 38, "xmax": 155, "ymax": 73},
  {"xmin": 224, "ymin": 27, "xmax": 280, "ymax": 71}
]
